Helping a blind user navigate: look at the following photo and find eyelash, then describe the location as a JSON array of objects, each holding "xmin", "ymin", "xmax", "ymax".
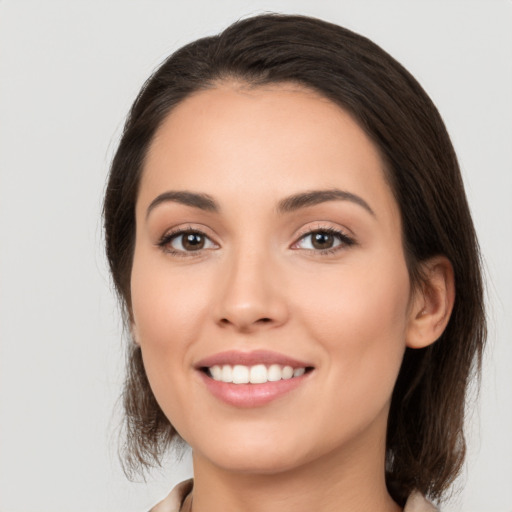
[
  {"xmin": 157, "ymin": 225, "xmax": 216, "ymax": 257},
  {"xmin": 292, "ymin": 226, "xmax": 355, "ymax": 255},
  {"xmin": 157, "ymin": 225, "xmax": 355, "ymax": 257}
]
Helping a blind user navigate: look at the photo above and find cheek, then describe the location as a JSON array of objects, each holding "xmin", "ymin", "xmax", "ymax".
[
  {"xmin": 129, "ymin": 250, "xmax": 214, "ymax": 433},
  {"xmin": 298, "ymin": 255, "xmax": 411, "ymax": 402},
  {"xmin": 131, "ymin": 251, "xmax": 209, "ymax": 350},
  {"xmin": 129, "ymin": 247, "xmax": 214, "ymax": 412}
]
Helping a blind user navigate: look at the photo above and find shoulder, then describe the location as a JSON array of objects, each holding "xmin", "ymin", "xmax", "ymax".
[
  {"xmin": 148, "ymin": 479, "xmax": 193, "ymax": 512},
  {"xmin": 404, "ymin": 491, "xmax": 439, "ymax": 512}
]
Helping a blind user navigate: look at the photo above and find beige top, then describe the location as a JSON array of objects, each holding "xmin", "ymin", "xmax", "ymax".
[{"xmin": 149, "ymin": 479, "xmax": 439, "ymax": 512}]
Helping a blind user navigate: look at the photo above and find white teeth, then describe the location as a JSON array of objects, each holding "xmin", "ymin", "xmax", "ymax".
[
  {"xmin": 293, "ymin": 367, "xmax": 305, "ymax": 377},
  {"xmin": 210, "ymin": 365, "xmax": 222, "ymax": 381},
  {"xmin": 249, "ymin": 364, "xmax": 267, "ymax": 384},
  {"xmin": 282, "ymin": 365, "xmax": 294, "ymax": 379},
  {"xmin": 267, "ymin": 364, "xmax": 282, "ymax": 382},
  {"xmin": 221, "ymin": 365, "xmax": 233, "ymax": 383},
  {"xmin": 232, "ymin": 365, "xmax": 249, "ymax": 384},
  {"xmin": 208, "ymin": 364, "xmax": 308, "ymax": 384}
]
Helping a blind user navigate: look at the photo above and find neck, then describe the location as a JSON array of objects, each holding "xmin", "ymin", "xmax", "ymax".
[{"xmin": 189, "ymin": 415, "xmax": 401, "ymax": 512}]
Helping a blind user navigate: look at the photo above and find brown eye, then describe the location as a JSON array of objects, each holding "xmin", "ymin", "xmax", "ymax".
[
  {"xmin": 293, "ymin": 228, "xmax": 354, "ymax": 254},
  {"xmin": 160, "ymin": 229, "xmax": 218, "ymax": 254},
  {"xmin": 311, "ymin": 231, "xmax": 335, "ymax": 250},
  {"xmin": 180, "ymin": 232, "xmax": 205, "ymax": 251}
]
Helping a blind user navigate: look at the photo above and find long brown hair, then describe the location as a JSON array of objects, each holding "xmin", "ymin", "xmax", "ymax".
[{"xmin": 103, "ymin": 13, "xmax": 486, "ymax": 505}]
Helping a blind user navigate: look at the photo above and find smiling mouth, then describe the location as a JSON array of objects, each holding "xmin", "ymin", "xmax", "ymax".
[
  {"xmin": 196, "ymin": 351, "xmax": 315, "ymax": 407},
  {"xmin": 201, "ymin": 364, "xmax": 314, "ymax": 384}
]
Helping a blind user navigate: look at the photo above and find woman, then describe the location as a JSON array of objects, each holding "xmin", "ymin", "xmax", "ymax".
[{"xmin": 103, "ymin": 13, "xmax": 486, "ymax": 511}]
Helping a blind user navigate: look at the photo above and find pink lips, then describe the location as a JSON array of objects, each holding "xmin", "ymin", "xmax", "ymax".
[
  {"xmin": 195, "ymin": 350, "xmax": 313, "ymax": 408},
  {"xmin": 195, "ymin": 349, "xmax": 311, "ymax": 369}
]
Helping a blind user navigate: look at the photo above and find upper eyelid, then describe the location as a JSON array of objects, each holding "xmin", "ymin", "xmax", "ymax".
[
  {"xmin": 293, "ymin": 222, "xmax": 354, "ymax": 240},
  {"xmin": 159, "ymin": 224, "xmax": 348, "ymax": 238},
  {"xmin": 159, "ymin": 224, "xmax": 216, "ymax": 240},
  {"xmin": 160, "ymin": 228, "xmax": 217, "ymax": 243},
  {"xmin": 292, "ymin": 227, "xmax": 354, "ymax": 248}
]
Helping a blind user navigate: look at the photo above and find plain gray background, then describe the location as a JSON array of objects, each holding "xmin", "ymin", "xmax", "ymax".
[{"xmin": 0, "ymin": 1, "xmax": 511, "ymax": 511}]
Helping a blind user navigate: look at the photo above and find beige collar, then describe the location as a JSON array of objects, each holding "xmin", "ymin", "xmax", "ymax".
[{"xmin": 149, "ymin": 479, "xmax": 439, "ymax": 512}]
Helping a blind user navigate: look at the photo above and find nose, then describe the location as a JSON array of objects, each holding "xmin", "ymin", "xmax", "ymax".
[{"xmin": 214, "ymin": 248, "xmax": 289, "ymax": 333}]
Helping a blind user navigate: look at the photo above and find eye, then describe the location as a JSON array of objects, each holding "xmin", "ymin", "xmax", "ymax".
[
  {"xmin": 293, "ymin": 227, "xmax": 355, "ymax": 253},
  {"xmin": 158, "ymin": 229, "xmax": 218, "ymax": 255}
]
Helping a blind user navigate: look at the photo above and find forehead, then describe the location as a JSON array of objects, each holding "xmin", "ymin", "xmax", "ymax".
[
  {"xmin": 147, "ymin": 82, "xmax": 377, "ymax": 170},
  {"xmin": 140, "ymin": 82, "xmax": 398, "ymax": 223}
]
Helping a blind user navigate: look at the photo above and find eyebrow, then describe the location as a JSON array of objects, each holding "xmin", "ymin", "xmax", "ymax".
[
  {"xmin": 276, "ymin": 189, "xmax": 375, "ymax": 216},
  {"xmin": 146, "ymin": 191, "xmax": 219, "ymax": 218},
  {"xmin": 146, "ymin": 188, "xmax": 375, "ymax": 218}
]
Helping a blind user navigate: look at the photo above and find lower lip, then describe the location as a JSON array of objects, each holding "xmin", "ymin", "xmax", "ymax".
[{"xmin": 198, "ymin": 371, "xmax": 310, "ymax": 408}]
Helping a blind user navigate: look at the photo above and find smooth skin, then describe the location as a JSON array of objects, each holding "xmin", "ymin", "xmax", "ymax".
[{"xmin": 131, "ymin": 82, "xmax": 454, "ymax": 512}]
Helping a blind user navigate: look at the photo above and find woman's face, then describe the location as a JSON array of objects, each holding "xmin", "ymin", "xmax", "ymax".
[{"xmin": 131, "ymin": 83, "xmax": 416, "ymax": 474}]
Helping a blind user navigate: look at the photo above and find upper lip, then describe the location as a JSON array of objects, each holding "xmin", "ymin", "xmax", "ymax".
[{"xmin": 195, "ymin": 350, "xmax": 313, "ymax": 369}]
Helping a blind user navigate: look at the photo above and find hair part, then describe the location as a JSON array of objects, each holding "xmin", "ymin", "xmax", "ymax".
[{"xmin": 104, "ymin": 13, "xmax": 486, "ymax": 505}]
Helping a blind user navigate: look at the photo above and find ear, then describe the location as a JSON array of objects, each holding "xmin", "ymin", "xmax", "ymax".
[{"xmin": 406, "ymin": 256, "xmax": 455, "ymax": 349}]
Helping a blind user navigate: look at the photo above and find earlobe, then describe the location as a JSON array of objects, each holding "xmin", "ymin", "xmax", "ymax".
[{"xmin": 406, "ymin": 256, "xmax": 455, "ymax": 349}]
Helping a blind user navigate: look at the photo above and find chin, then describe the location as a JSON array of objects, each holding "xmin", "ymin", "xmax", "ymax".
[
  {"xmin": 201, "ymin": 448, "xmax": 307, "ymax": 476},
  {"xmin": 190, "ymin": 428, "xmax": 312, "ymax": 475}
]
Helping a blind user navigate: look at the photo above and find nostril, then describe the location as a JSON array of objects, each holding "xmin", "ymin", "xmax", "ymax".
[{"xmin": 217, "ymin": 315, "xmax": 278, "ymax": 329}]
